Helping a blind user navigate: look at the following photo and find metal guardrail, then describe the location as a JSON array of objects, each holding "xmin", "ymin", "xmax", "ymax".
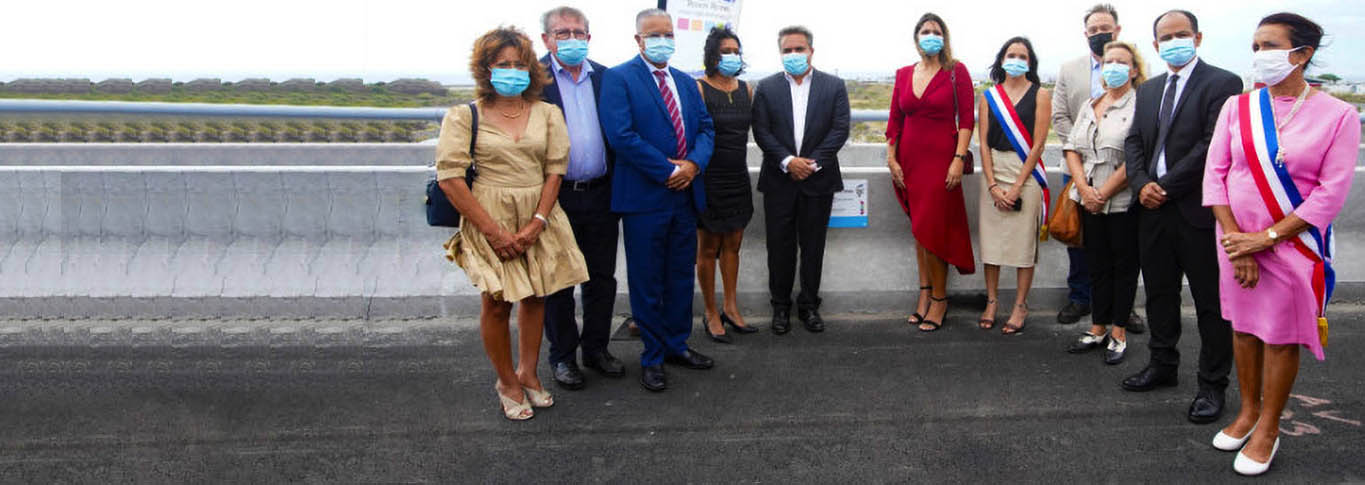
[{"xmin": 1, "ymin": 97, "xmax": 1361, "ymax": 125}]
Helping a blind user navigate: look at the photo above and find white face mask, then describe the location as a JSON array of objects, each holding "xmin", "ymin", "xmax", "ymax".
[{"xmin": 1252, "ymin": 47, "xmax": 1304, "ymax": 86}]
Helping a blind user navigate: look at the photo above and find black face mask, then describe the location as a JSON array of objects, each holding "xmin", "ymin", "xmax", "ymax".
[{"xmin": 1088, "ymin": 32, "xmax": 1114, "ymax": 57}]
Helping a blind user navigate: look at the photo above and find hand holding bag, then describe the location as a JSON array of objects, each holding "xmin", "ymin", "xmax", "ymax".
[{"xmin": 425, "ymin": 102, "xmax": 480, "ymax": 227}]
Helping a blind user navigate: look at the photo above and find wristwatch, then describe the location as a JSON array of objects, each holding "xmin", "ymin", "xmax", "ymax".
[{"xmin": 1266, "ymin": 229, "xmax": 1279, "ymax": 243}]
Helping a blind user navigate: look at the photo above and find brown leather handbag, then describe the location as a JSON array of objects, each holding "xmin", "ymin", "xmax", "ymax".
[{"xmin": 1048, "ymin": 179, "xmax": 1083, "ymax": 247}]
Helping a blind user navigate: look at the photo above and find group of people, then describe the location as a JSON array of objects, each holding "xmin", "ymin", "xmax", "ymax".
[{"xmin": 432, "ymin": 4, "xmax": 1358, "ymax": 476}]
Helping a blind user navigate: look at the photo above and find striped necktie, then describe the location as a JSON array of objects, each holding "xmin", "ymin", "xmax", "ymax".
[{"xmin": 653, "ymin": 70, "xmax": 687, "ymax": 159}]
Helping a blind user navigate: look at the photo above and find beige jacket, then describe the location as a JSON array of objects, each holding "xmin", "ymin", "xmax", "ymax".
[{"xmin": 1051, "ymin": 55, "xmax": 1095, "ymax": 147}]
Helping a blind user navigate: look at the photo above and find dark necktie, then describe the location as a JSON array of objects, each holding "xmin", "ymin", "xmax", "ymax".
[{"xmin": 1152, "ymin": 74, "xmax": 1180, "ymax": 175}]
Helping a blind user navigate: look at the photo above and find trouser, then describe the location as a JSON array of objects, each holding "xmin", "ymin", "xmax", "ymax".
[
  {"xmin": 544, "ymin": 181, "xmax": 619, "ymax": 366},
  {"xmin": 1083, "ymin": 209, "xmax": 1140, "ymax": 328},
  {"xmin": 1062, "ymin": 173, "xmax": 1092, "ymax": 304},
  {"xmin": 763, "ymin": 190, "xmax": 834, "ymax": 312},
  {"xmin": 621, "ymin": 194, "xmax": 697, "ymax": 367},
  {"xmin": 1139, "ymin": 205, "xmax": 1232, "ymax": 391}
]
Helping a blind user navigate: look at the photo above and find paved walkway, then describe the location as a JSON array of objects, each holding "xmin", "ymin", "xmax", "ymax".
[{"xmin": 0, "ymin": 307, "xmax": 1362, "ymax": 482}]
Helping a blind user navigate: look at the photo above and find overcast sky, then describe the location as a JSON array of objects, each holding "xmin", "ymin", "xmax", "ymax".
[{"xmin": 4, "ymin": 0, "xmax": 1363, "ymax": 84}]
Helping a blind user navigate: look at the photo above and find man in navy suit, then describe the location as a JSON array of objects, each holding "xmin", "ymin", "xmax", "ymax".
[
  {"xmin": 537, "ymin": 6, "xmax": 625, "ymax": 391},
  {"xmin": 598, "ymin": 8, "xmax": 716, "ymax": 392}
]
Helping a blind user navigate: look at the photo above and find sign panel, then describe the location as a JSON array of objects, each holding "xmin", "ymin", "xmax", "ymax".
[
  {"xmin": 661, "ymin": 0, "xmax": 744, "ymax": 75},
  {"xmin": 829, "ymin": 179, "xmax": 868, "ymax": 228}
]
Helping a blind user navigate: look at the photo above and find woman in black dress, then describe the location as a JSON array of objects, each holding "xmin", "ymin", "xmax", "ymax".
[{"xmin": 695, "ymin": 26, "xmax": 757, "ymax": 343}]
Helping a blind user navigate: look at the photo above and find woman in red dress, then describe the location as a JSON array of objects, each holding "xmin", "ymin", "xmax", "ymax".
[{"xmin": 886, "ymin": 12, "xmax": 976, "ymax": 332}]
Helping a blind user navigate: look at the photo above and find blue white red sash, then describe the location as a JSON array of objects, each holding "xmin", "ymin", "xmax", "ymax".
[
  {"xmin": 983, "ymin": 85, "xmax": 1050, "ymax": 236},
  {"xmin": 1237, "ymin": 88, "xmax": 1335, "ymax": 342}
]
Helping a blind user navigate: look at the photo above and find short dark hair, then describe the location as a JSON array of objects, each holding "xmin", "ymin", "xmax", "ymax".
[
  {"xmin": 778, "ymin": 25, "xmax": 813, "ymax": 49},
  {"xmin": 703, "ymin": 26, "xmax": 744, "ymax": 77},
  {"xmin": 989, "ymin": 36, "xmax": 1040, "ymax": 84},
  {"xmin": 1153, "ymin": 10, "xmax": 1199, "ymax": 38},
  {"xmin": 1259, "ymin": 12, "xmax": 1325, "ymax": 67},
  {"xmin": 1084, "ymin": 4, "xmax": 1118, "ymax": 25}
]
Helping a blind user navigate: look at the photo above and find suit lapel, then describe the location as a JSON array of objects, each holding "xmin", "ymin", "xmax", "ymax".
[
  {"xmin": 775, "ymin": 75, "xmax": 796, "ymax": 152},
  {"xmin": 800, "ymin": 71, "xmax": 822, "ymax": 155},
  {"xmin": 1167, "ymin": 61, "xmax": 1205, "ymax": 127},
  {"xmin": 633, "ymin": 57, "xmax": 672, "ymax": 121}
]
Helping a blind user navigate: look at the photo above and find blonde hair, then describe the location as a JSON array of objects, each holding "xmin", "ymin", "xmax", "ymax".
[{"xmin": 1103, "ymin": 41, "xmax": 1147, "ymax": 87}]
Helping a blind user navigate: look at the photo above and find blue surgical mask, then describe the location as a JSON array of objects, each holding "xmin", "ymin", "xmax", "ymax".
[
  {"xmin": 919, "ymin": 34, "xmax": 944, "ymax": 56},
  {"xmin": 490, "ymin": 68, "xmax": 530, "ymax": 97},
  {"xmin": 717, "ymin": 53, "xmax": 742, "ymax": 76},
  {"xmin": 1100, "ymin": 62, "xmax": 1131, "ymax": 89},
  {"xmin": 1158, "ymin": 37, "xmax": 1196, "ymax": 67},
  {"xmin": 555, "ymin": 39, "xmax": 588, "ymax": 67},
  {"xmin": 1002, "ymin": 58, "xmax": 1029, "ymax": 78},
  {"xmin": 782, "ymin": 53, "xmax": 809, "ymax": 76},
  {"xmin": 643, "ymin": 36, "xmax": 675, "ymax": 64}
]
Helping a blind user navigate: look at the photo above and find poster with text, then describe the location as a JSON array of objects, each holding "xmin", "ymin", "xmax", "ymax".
[
  {"xmin": 662, "ymin": 0, "xmax": 744, "ymax": 76},
  {"xmin": 829, "ymin": 179, "xmax": 868, "ymax": 228}
]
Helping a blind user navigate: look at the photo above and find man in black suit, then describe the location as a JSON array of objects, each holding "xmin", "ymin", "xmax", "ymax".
[
  {"xmin": 751, "ymin": 26, "xmax": 850, "ymax": 335},
  {"xmin": 1121, "ymin": 10, "xmax": 1242, "ymax": 424},
  {"xmin": 537, "ymin": 6, "xmax": 625, "ymax": 390}
]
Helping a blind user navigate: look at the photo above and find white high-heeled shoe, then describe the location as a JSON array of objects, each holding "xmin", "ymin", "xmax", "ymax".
[
  {"xmin": 1233, "ymin": 437, "xmax": 1280, "ymax": 476},
  {"xmin": 1212, "ymin": 424, "xmax": 1255, "ymax": 451},
  {"xmin": 523, "ymin": 385, "xmax": 554, "ymax": 408},
  {"xmin": 496, "ymin": 386, "xmax": 534, "ymax": 421}
]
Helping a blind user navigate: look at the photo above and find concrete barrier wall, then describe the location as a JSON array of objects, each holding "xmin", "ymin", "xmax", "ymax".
[{"xmin": 2, "ymin": 143, "xmax": 1361, "ymax": 318}]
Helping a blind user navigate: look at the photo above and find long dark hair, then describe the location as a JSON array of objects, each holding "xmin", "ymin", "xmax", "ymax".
[
  {"xmin": 913, "ymin": 13, "xmax": 956, "ymax": 69},
  {"xmin": 1259, "ymin": 12, "xmax": 1325, "ymax": 67},
  {"xmin": 702, "ymin": 26, "xmax": 744, "ymax": 77},
  {"xmin": 988, "ymin": 36, "xmax": 1040, "ymax": 84}
]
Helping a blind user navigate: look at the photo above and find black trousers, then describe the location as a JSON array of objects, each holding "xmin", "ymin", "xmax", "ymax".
[
  {"xmin": 1138, "ymin": 204, "xmax": 1232, "ymax": 391},
  {"xmin": 544, "ymin": 181, "xmax": 619, "ymax": 366},
  {"xmin": 1084, "ymin": 209, "xmax": 1140, "ymax": 328},
  {"xmin": 764, "ymin": 190, "xmax": 834, "ymax": 311}
]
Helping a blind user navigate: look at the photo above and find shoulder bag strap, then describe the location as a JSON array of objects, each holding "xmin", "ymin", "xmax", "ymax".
[{"xmin": 467, "ymin": 101, "xmax": 479, "ymax": 165}]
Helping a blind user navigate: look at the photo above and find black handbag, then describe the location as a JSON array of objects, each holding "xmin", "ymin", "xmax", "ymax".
[{"xmin": 425, "ymin": 102, "xmax": 479, "ymax": 227}]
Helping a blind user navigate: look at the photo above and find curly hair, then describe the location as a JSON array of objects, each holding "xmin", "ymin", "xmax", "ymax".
[
  {"xmin": 469, "ymin": 26, "xmax": 548, "ymax": 103},
  {"xmin": 1103, "ymin": 41, "xmax": 1148, "ymax": 87},
  {"xmin": 703, "ymin": 25, "xmax": 744, "ymax": 77}
]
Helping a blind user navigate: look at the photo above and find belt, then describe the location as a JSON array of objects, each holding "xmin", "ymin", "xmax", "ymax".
[{"xmin": 565, "ymin": 176, "xmax": 606, "ymax": 192}]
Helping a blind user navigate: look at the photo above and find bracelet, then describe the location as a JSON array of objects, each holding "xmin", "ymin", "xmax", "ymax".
[
  {"xmin": 988, "ymin": 183, "xmax": 999, "ymax": 191},
  {"xmin": 953, "ymin": 154, "xmax": 966, "ymax": 160},
  {"xmin": 533, "ymin": 213, "xmax": 549, "ymax": 228}
]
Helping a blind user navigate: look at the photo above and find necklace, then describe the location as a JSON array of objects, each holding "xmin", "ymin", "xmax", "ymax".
[
  {"xmin": 1270, "ymin": 84, "xmax": 1311, "ymax": 166},
  {"xmin": 496, "ymin": 100, "xmax": 527, "ymax": 119}
]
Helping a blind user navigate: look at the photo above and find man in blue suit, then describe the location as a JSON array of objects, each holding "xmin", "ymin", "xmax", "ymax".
[
  {"xmin": 598, "ymin": 8, "xmax": 715, "ymax": 392},
  {"xmin": 537, "ymin": 6, "xmax": 626, "ymax": 391}
]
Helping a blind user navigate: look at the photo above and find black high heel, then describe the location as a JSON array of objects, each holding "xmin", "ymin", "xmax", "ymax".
[
  {"xmin": 908, "ymin": 285, "xmax": 932, "ymax": 325},
  {"xmin": 703, "ymin": 316, "xmax": 732, "ymax": 344},
  {"xmin": 721, "ymin": 312, "xmax": 758, "ymax": 334},
  {"xmin": 919, "ymin": 295, "xmax": 948, "ymax": 332}
]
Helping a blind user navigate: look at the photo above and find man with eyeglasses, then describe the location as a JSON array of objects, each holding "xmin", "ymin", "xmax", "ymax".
[
  {"xmin": 599, "ymin": 8, "xmax": 716, "ymax": 392},
  {"xmin": 536, "ymin": 6, "xmax": 626, "ymax": 391}
]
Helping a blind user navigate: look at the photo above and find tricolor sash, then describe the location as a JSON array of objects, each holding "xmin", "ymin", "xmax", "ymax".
[
  {"xmin": 983, "ymin": 84, "xmax": 1050, "ymax": 239},
  {"xmin": 1236, "ymin": 88, "xmax": 1335, "ymax": 347}
]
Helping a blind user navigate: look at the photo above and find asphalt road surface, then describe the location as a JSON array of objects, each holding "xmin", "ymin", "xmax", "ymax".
[{"xmin": 0, "ymin": 307, "xmax": 1362, "ymax": 483}]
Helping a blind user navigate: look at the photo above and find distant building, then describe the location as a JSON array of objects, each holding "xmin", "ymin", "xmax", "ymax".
[
  {"xmin": 327, "ymin": 78, "xmax": 367, "ymax": 93},
  {"xmin": 387, "ymin": 78, "xmax": 446, "ymax": 95},
  {"xmin": 95, "ymin": 78, "xmax": 135, "ymax": 94},
  {"xmin": 185, "ymin": 78, "xmax": 223, "ymax": 92},
  {"xmin": 279, "ymin": 78, "xmax": 318, "ymax": 92},
  {"xmin": 136, "ymin": 78, "xmax": 173, "ymax": 94},
  {"xmin": 235, "ymin": 78, "xmax": 272, "ymax": 92}
]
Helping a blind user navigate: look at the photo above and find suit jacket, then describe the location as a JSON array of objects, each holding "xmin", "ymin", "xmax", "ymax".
[
  {"xmin": 539, "ymin": 55, "xmax": 615, "ymax": 212},
  {"xmin": 751, "ymin": 69, "xmax": 850, "ymax": 196},
  {"xmin": 1051, "ymin": 55, "xmax": 1094, "ymax": 147},
  {"xmin": 598, "ymin": 55, "xmax": 714, "ymax": 214},
  {"xmin": 1124, "ymin": 59, "xmax": 1243, "ymax": 229}
]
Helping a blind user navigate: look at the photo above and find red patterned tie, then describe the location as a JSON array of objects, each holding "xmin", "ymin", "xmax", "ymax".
[{"xmin": 653, "ymin": 70, "xmax": 687, "ymax": 159}]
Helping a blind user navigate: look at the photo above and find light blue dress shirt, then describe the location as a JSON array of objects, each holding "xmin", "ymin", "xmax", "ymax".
[
  {"xmin": 1089, "ymin": 56, "xmax": 1104, "ymax": 100},
  {"xmin": 551, "ymin": 55, "xmax": 608, "ymax": 181}
]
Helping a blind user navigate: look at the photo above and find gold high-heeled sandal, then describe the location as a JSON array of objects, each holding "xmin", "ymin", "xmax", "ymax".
[
  {"xmin": 523, "ymin": 385, "xmax": 554, "ymax": 408},
  {"xmin": 496, "ymin": 386, "xmax": 534, "ymax": 421}
]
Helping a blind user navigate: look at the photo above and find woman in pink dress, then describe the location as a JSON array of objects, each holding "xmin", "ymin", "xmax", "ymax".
[{"xmin": 1202, "ymin": 13, "xmax": 1358, "ymax": 475}]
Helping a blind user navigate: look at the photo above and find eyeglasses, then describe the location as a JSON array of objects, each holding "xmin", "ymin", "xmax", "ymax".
[
  {"xmin": 551, "ymin": 29, "xmax": 589, "ymax": 40},
  {"xmin": 490, "ymin": 61, "xmax": 530, "ymax": 69},
  {"xmin": 640, "ymin": 33, "xmax": 675, "ymax": 40}
]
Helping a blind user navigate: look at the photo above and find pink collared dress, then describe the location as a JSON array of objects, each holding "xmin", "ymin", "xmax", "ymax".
[{"xmin": 1203, "ymin": 91, "xmax": 1360, "ymax": 360}]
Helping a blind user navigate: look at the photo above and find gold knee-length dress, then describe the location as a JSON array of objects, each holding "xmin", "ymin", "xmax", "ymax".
[{"xmin": 436, "ymin": 101, "xmax": 588, "ymax": 302}]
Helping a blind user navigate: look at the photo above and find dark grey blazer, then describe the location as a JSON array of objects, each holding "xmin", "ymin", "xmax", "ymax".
[{"xmin": 751, "ymin": 69, "xmax": 850, "ymax": 196}]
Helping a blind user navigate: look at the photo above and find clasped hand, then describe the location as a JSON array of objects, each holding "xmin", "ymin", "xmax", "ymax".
[
  {"xmin": 666, "ymin": 159, "xmax": 698, "ymax": 190},
  {"xmin": 1221, "ymin": 231, "xmax": 1274, "ymax": 289},
  {"xmin": 788, "ymin": 157, "xmax": 817, "ymax": 181}
]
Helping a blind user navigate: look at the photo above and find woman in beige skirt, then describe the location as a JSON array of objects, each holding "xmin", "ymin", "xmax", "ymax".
[
  {"xmin": 436, "ymin": 26, "xmax": 588, "ymax": 421},
  {"xmin": 975, "ymin": 37, "xmax": 1052, "ymax": 335}
]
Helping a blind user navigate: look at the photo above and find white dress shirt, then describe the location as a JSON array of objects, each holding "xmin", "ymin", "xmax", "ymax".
[
  {"xmin": 780, "ymin": 70, "xmax": 820, "ymax": 173},
  {"xmin": 1155, "ymin": 56, "xmax": 1199, "ymax": 178}
]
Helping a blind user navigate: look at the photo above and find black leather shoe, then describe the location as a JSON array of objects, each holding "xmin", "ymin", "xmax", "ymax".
[
  {"xmin": 1188, "ymin": 389, "xmax": 1226, "ymax": 424},
  {"xmin": 583, "ymin": 350, "xmax": 625, "ymax": 378},
  {"xmin": 703, "ymin": 316, "xmax": 732, "ymax": 344},
  {"xmin": 1121, "ymin": 365, "xmax": 1179, "ymax": 392},
  {"xmin": 1126, "ymin": 311, "xmax": 1147, "ymax": 334},
  {"xmin": 771, "ymin": 308, "xmax": 792, "ymax": 335},
  {"xmin": 552, "ymin": 361, "xmax": 585, "ymax": 390},
  {"xmin": 1057, "ymin": 302, "xmax": 1091, "ymax": 324},
  {"xmin": 1067, "ymin": 332, "xmax": 1107, "ymax": 353},
  {"xmin": 721, "ymin": 313, "xmax": 758, "ymax": 334},
  {"xmin": 798, "ymin": 308, "xmax": 825, "ymax": 333},
  {"xmin": 664, "ymin": 349, "xmax": 714, "ymax": 370},
  {"xmin": 1103, "ymin": 338, "xmax": 1127, "ymax": 365},
  {"xmin": 640, "ymin": 365, "xmax": 666, "ymax": 392}
]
